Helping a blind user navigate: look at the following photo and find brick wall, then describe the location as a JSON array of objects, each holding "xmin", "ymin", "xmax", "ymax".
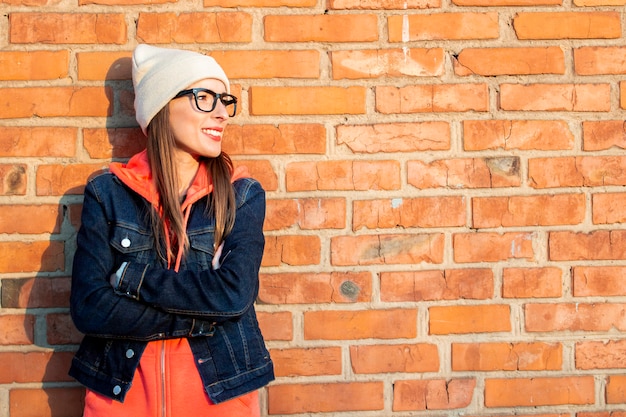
[{"xmin": 1, "ymin": 0, "xmax": 626, "ymax": 416}]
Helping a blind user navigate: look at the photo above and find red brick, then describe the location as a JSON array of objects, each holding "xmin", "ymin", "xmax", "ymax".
[
  {"xmin": 257, "ymin": 311, "xmax": 292, "ymax": 341},
  {"xmin": 429, "ymin": 305, "xmax": 511, "ymax": 334},
  {"xmin": 549, "ymin": 230, "xmax": 626, "ymax": 261},
  {"xmin": 463, "ymin": 120, "xmax": 574, "ymax": 151},
  {"xmin": 393, "ymin": 378, "xmax": 476, "ymax": 411},
  {"xmin": 583, "ymin": 120, "xmax": 626, "ymax": 151},
  {"xmin": 0, "ymin": 241, "xmax": 64, "ymax": 273},
  {"xmin": 376, "ymin": 84, "xmax": 488, "ymax": 114},
  {"xmin": 0, "ymin": 205, "xmax": 62, "ymax": 234},
  {"xmin": 607, "ymin": 375, "xmax": 626, "ymax": 404},
  {"xmin": 0, "ymin": 127, "xmax": 76, "ymax": 157},
  {"xmin": 453, "ymin": 232, "xmax": 534, "ymax": 263},
  {"xmin": 573, "ymin": 266, "xmax": 626, "ymax": 297},
  {"xmin": 529, "ymin": 156, "xmax": 626, "ymax": 188},
  {"xmin": 502, "ymin": 267, "xmax": 563, "ymax": 298},
  {"xmin": 136, "ymin": 12, "xmax": 252, "ymax": 43},
  {"xmin": 268, "ymin": 382, "xmax": 383, "ymax": 414},
  {"xmin": 10, "ymin": 387, "xmax": 84, "ymax": 417},
  {"xmin": 0, "ymin": 351, "xmax": 74, "ymax": 383},
  {"xmin": 210, "ymin": 50, "xmax": 319, "ymax": 79},
  {"xmin": 622, "ymin": 81, "xmax": 626, "ymax": 110},
  {"xmin": 452, "ymin": 342, "xmax": 562, "ymax": 371},
  {"xmin": 259, "ymin": 271, "xmax": 371, "ymax": 304},
  {"xmin": 455, "ymin": 47, "xmax": 564, "ymax": 76},
  {"xmin": 408, "ymin": 157, "xmax": 521, "ymax": 189},
  {"xmin": 513, "ymin": 12, "xmax": 621, "ymax": 39},
  {"xmin": 500, "ymin": 83, "xmax": 611, "ymax": 112},
  {"xmin": 271, "ymin": 347, "xmax": 342, "ymax": 376},
  {"xmin": 353, "ymin": 196, "xmax": 466, "ymax": 230},
  {"xmin": 36, "ymin": 163, "xmax": 107, "ymax": 196},
  {"xmin": 0, "ymin": 164, "xmax": 27, "ymax": 196},
  {"xmin": 0, "ymin": 51, "xmax": 68, "ymax": 80},
  {"xmin": 304, "ymin": 309, "xmax": 417, "ymax": 340},
  {"xmin": 576, "ymin": 340, "xmax": 626, "ymax": 370},
  {"xmin": 472, "ymin": 194, "xmax": 585, "ymax": 228},
  {"xmin": 575, "ymin": 46, "xmax": 626, "ymax": 75},
  {"xmin": 485, "ymin": 376, "xmax": 594, "ymax": 406},
  {"xmin": 77, "ymin": 51, "xmax": 131, "ymax": 80},
  {"xmin": 262, "ymin": 235, "xmax": 320, "ymax": 266},
  {"xmin": 83, "ymin": 128, "xmax": 146, "ymax": 159},
  {"xmin": 233, "ymin": 159, "xmax": 278, "ymax": 191},
  {"xmin": 0, "ymin": 87, "xmax": 112, "ymax": 118},
  {"xmin": 388, "ymin": 13, "xmax": 498, "ymax": 41},
  {"xmin": 331, "ymin": 233, "xmax": 444, "ymax": 266},
  {"xmin": 454, "ymin": 0, "xmax": 560, "ymax": 4},
  {"xmin": 351, "ymin": 343, "xmax": 439, "ymax": 373},
  {"xmin": 332, "ymin": 48, "xmax": 444, "ymax": 79},
  {"xmin": 47, "ymin": 313, "xmax": 82, "ymax": 345},
  {"xmin": 250, "ymin": 86, "xmax": 366, "ymax": 115},
  {"xmin": 9, "ymin": 13, "xmax": 126, "ymax": 44},
  {"xmin": 81, "ymin": 0, "xmax": 173, "ymax": 5},
  {"xmin": 593, "ymin": 193, "xmax": 626, "ymax": 224},
  {"xmin": 205, "ymin": 0, "xmax": 314, "ymax": 6},
  {"xmin": 380, "ymin": 269, "xmax": 494, "ymax": 302},
  {"xmin": 526, "ymin": 303, "xmax": 626, "ymax": 332},
  {"xmin": 223, "ymin": 124, "xmax": 326, "ymax": 155},
  {"xmin": 286, "ymin": 160, "xmax": 400, "ymax": 191},
  {"xmin": 265, "ymin": 198, "xmax": 345, "ymax": 231},
  {"xmin": 0, "ymin": 315, "xmax": 34, "ymax": 345},
  {"xmin": 1, "ymin": 277, "xmax": 71, "ymax": 308},
  {"xmin": 330, "ymin": 0, "xmax": 440, "ymax": 8},
  {"xmin": 337, "ymin": 122, "xmax": 450, "ymax": 153},
  {"xmin": 264, "ymin": 14, "xmax": 378, "ymax": 42}
]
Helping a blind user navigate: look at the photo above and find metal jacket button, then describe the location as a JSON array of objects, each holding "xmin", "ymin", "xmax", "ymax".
[
  {"xmin": 121, "ymin": 238, "xmax": 131, "ymax": 248},
  {"xmin": 113, "ymin": 385, "xmax": 122, "ymax": 395},
  {"xmin": 125, "ymin": 349, "xmax": 134, "ymax": 358}
]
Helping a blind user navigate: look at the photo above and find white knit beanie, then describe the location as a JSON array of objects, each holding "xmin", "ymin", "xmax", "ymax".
[{"xmin": 132, "ymin": 44, "xmax": 230, "ymax": 135}]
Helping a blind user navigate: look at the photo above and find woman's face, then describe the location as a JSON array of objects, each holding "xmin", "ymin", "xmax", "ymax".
[{"xmin": 168, "ymin": 78, "xmax": 231, "ymax": 160}]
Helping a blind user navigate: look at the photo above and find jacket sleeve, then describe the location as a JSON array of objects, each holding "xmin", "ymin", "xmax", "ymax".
[
  {"xmin": 114, "ymin": 179, "xmax": 266, "ymax": 322},
  {"xmin": 70, "ymin": 177, "xmax": 211, "ymax": 340}
]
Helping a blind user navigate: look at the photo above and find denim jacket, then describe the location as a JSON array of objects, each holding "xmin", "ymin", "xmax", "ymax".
[{"xmin": 69, "ymin": 161, "xmax": 274, "ymax": 404}]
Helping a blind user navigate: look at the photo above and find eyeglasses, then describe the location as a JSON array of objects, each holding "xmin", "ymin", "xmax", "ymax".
[{"xmin": 173, "ymin": 88, "xmax": 238, "ymax": 117}]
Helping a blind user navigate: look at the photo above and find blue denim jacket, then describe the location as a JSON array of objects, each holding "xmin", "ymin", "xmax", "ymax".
[{"xmin": 69, "ymin": 171, "xmax": 274, "ymax": 404}]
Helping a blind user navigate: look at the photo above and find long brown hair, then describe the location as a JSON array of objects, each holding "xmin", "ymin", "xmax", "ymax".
[{"xmin": 146, "ymin": 105, "xmax": 236, "ymax": 263}]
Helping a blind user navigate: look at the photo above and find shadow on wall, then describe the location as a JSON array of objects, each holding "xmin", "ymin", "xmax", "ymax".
[{"xmin": 17, "ymin": 57, "xmax": 144, "ymax": 417}]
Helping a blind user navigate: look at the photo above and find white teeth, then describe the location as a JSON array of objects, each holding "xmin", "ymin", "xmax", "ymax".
[{"xmin": 202, "ymin": 128, "xmax": 222, "ymax": 137}]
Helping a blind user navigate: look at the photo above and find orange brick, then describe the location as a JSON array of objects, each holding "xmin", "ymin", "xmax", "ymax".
[
  {"xmin": 271, "ymin": 347, "xmax": 342, "ymax": 376},
  {"xmin": 573, "ymin": 266, "xmax": 626, "ymax": 296},
  {"xmin": 223, "ymin": 124, "xmax": 326, "ymax": 155},
  {"xmin": 525, "ymin": 303, "xmax": 626, "ymax": 332},
  {"xmin": 10, "ymin": 387, "xmax": 84, "ymax": 417},
  {"xmin": 233, "ymin": 159, "xmax": 278, "ymax": 191},
  {"xmin": 0, "ymin": 87, "xmax": 112, "ymax": 118},
  {"xmin": 353, "ymin": 196, "xmax": 466, "ymax": 230},
  {"xmin": 262, "ymin": 235, "xmax": 320, "ymax": 266},
  {"xmin": 264, "ymin": 14, "xmax": 378, "ymax": 42},
  {"xmin": 607, "ymin": 375, "xmax": 626, "ymax": 404},
  {"xmin": 0, "ymin": 164, "xmax": 27, "ymax": 196},
  {"xmin": 337, "ymin": 122, "xmax": 450, "ymax": 153},
  {"xmin": 36, "ymin": 163, "xmax": 107, "ymax": 196},
  {"xmin": 0, "ymin": 51, "xmax": 68, "ymax": 81},
  {"xmin": 265, "ymin": 198, "xmax": 345, "ymax": 231},
  {"xmin": 380, "ymin": 269, "xmax": 494, "ymax": 302},
  {"xmin": 257, "ymin": 311, "xmax": 292, "ymax": 341},
  {"xmin": 575, "ymin": 0, "xmax": 626, "ymax": 4},
  {"xmin": 453, "ymin": 232, "xmax": 534, "ymax": 263},
  {"xmin": 0, "ymin": 241, "xmax": 64, "ymax": 273},
  {"xmin": 0, "ymin": 205, "xmax": 62, "ymax": 234},
  {"xmin": 9, "ymin": 13, "xmax": 126, "ymax": 44},
  {"xmin": 330, "ymin": 0, "xmax": 440, "ymax": 8},
  {"xmin": 47, "ymin": 313, "xmax": 82, "ymax": 345},
  {"xmin": 331, "ymin": 48, "xmax": 444, "ymax": 79},
  {"xmin": 376, "ymin": 84, "xmax": 488, "ymax": 114},
  {"xmin": 304, "ymin": 309, "xmax": 417, "ymax": 340},
  {"xmin": 205, "ymin": 0, "xmax": 314, "ymax": 6},
  {"xmin": 454, "ymin": 0, "xmax": 560, "ymax": 4},
  {"xmin": 268, "ymin": 382, "xmax": 383, "ymax": 413},
  {"xmin": 0, "ymin": 351, "xmax": 74, "ymax": 383},
  {"xmin": 429, "ymin": 305, "xmax": 511, "ymax": 334},
  {"xmin": 485, "ymin": 376, "xmax": 594, "ymax": 407},
  {"xmin": 452, "ymin": 342, "xmax": 562, "ymax": 371},
  {"xmin": 455, "ymin": 47, "xmax": 564, "ymax": 76},
  {"xmin": 351, "ymin": 344, "xmax": 439, "ymax": 373},
  {"xmin": 408, "ymin": 157, "xmax": 521, "ymax": 189},
  {"xmin": 500, "ymin": 83, "xmax": 611, "ymax": 112},
  {"xmin": 286, "ymin": 160, "xmax": 400, "ymax": 191},
  {"xmin": 529, "ymin": 156, "xmax": 626, "ymax": 188},
  {"xmin": 549, "ymin": 230, "xmax": 626, "ymax": 261},
  {"xmin": 331, "ymin": 233, "xmax": 444, "ymax": 266},
  {"xmin": 83, "ymin": 128, "xmax": 146, "ymax": 159},
  {"xmin": 136, "ymin": 12, "xmax": 252, "ymax": 44},
  {"xmin": 513, "ymin": 12, "xmax": 621, "ymax": 39},
  {"xmin": 0, "ymin": 127, "xmax": 76, "ymax": 157},
  {"xmin": 575, "ymin": 46, "xmax": 626, "ymax": 75},
  {"xmin": 502, "ymin": 267, "xmax": 563, "ymax": 298},
  {"xmin": 583, "ymin": 120, "xmax": 626, "ymax": 151},
  {"xmin": 259, "ymin": 271, "xmax": 371, "ymax": 303},
  {"xmin": 472, "ymin": 194, "xmax": 586, "ymax": 227},
  {"xmin": 393, "ymin": 378, "xmax": 476, "ymax": 411},
  {"xmin": 463, "ymin": 120, "xmax": 574, "ymax": 151},
  {"xmin": 622, "ymin": 81, "xmax": 626, "ymax": 110},
  {"xmin": 250, "ymin": 86, "xmax": 366, "ymax": 115},
  {"xmin": 81, "ymin": 0, "xmax": 173, "ymax": 4},
  {"xmin": 576, "ymin": 340, "xmax": 626, "ymax": 370},
  {"xmin": 0, "ymin": 315, "xmax": 34, "ymax": 345},
  {"xmin": 210, "ymin": 50, "xmax": 319, "ymax": 79},
  {"xmin": 1, "ymin": 277, "xmax": 71, "ymax": 308},
  {"xmin": 77, "ymin": 51, "xmax": 131, "ymax": 80},
  {"xmin": 388, "ymin": 13, "xmax": 498, "ymax": 41},
  {"xmin": 593, "ymin": 193, "xmax": 626, "ymax": 224}
]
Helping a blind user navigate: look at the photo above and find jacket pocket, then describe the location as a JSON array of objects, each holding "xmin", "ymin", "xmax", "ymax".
[{"xmin": 110, "ymin": 223, "xmax": 154, "ymax": 263}]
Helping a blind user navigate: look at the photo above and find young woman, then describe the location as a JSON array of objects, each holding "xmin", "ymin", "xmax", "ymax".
[{"xmin": 69, "ymin": 44, "xmax": 274, "ymax": 416}]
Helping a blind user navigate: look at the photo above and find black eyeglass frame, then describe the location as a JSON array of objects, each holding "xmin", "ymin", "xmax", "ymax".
[{"xmin": 173, "ymin": 88, "xmax": 238, "ymax": 117}]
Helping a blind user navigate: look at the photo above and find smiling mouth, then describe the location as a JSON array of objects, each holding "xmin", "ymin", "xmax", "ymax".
[{"xmin": 202, "ymin": 128, "xmax": 223, "ymax": 137}]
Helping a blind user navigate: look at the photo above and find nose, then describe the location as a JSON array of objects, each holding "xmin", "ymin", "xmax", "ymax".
[{"xmin": 213, "ymin": 100, "xmax": 230, "ymax": 119}]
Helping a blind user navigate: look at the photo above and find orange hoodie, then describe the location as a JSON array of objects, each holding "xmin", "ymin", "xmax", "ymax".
[{"xmin": 83, "ymin": 150, "xmax": 259, "ymax": 417}]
